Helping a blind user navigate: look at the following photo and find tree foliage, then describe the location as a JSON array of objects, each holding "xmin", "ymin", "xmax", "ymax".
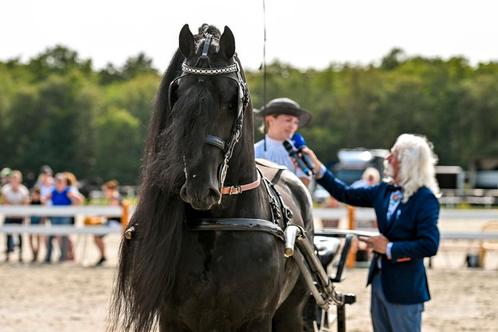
[{"xmin": 0, "ymin": 45, "xmax": 497, "ymax": 185}]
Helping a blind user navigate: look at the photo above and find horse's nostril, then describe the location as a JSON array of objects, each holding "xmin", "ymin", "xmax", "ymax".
[{"xmin": 209, "ymin": 187, "xmax": 221, "ymax": 202}]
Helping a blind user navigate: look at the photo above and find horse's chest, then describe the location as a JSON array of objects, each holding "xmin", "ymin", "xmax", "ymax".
[
  {"xmin": 180, "ymin": 231, "xmax": 282, "ymax": 277},
  {"xmin": 170, "ymin": 231, "xmax": 291, "ymax": 309}
]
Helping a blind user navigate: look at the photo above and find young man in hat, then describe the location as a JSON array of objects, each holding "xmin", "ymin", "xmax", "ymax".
[{"xmin": 254, "ymin": 97, "xmax": 312, "ymax": 186}]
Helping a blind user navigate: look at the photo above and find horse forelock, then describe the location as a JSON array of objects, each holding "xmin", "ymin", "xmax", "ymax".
[{"xmin": 196, "ymin": 24, "xmax": 221, "ymax": 39}]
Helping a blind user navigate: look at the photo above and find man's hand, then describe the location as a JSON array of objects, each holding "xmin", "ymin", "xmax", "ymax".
[
  {"xmin": 300, "ymin": 147, "xmax": 323, "ymax": 175},
  {"xmin": 359, "ymin": 234, "xmax": 389, "ymax": 254}
]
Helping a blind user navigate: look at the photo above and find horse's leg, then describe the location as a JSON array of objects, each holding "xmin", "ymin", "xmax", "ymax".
[{"xmin": 272, "ymin": 276, "xmax": 309, "ymax": 332}]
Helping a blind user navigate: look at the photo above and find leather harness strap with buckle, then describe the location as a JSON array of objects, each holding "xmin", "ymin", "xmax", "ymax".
[{"xmin": 221, "ymin": 172, "xmax": 261, "ymax": 196}]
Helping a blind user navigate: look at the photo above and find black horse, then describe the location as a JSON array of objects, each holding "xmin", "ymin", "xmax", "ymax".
[{"xmin": 111, "ymin": 24, "xmax": 314, "ymax": 332}]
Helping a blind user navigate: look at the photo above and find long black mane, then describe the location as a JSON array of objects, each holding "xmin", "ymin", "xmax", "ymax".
[{"xmin": 110, "ymin": 25, "xmax": 246, "ymax": 332}]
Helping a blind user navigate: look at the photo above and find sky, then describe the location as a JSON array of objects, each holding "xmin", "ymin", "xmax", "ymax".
[{"xmin": 1, "ymin": 0, "xmax": 497, "ymax": 71}]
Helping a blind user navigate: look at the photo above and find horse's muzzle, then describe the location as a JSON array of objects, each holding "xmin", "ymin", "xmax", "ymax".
[{"xmin": 180, "ymin": 183, "xmax": 221, "ymax": 210}]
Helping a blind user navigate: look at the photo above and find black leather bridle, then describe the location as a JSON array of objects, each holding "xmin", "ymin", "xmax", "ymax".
[{"xmin": 168, "ymin": 33, "xmax": 250, "ymax": 201}]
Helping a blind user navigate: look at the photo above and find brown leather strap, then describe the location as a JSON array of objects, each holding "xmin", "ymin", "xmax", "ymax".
[{"xmin": 221, "ymin": 172, "xmax": 261, "ymax": 195}]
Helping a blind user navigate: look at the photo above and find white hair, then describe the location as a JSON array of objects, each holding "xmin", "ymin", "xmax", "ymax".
[{"xmin": 391, "ymin": 134, "xmax": 440, "ymax": 202}]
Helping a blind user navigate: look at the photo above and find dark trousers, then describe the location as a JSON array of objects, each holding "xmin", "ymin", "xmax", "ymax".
[{"xmin": 5, "ymin": 218, "xmax": 23, "ymax": 255}]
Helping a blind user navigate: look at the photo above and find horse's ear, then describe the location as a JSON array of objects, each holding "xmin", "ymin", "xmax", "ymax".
[
  {"xmin": 179, "ymin": 24, "xmax": 194, "ymax": 58},
  {"xmin": 219, "ymin": 26, "xmax": 235, "ymax": 59}
]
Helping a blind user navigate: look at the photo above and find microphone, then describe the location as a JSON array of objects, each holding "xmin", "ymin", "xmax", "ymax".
[
  {"xmin": 291, "ymin": 132, "xmax": 307, "ymax": 149},
  {"xmin": 291, "ymin": 133, "xmax": 315, "ymax": 172},
  {"xmin": 283, "ymin": 140, "xmax": 313, "ymax": 176}
]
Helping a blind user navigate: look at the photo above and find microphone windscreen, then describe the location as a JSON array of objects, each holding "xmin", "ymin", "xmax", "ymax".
[{"xmin": 291, "ymin": 132, "xmax": 306, "ymax": 148}]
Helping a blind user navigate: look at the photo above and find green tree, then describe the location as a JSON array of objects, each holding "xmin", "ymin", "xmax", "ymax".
[
  {"xmin": 3, "ymin": 74, "xmax": 98, "ymax": 178},
  {"xmin": 2, "ymin": 46, "xmax": 498, "ymax": 185},
  {"xmin": 94, "ymin": 108, "xmax": 142, "ymax": 183},
  {"xmin": 121, "ymin": 53, "xmax": 157, "ymax": 80},
  {"xmin": 28, "ymin": 45, "xmax": 94, "ymax": 81}
]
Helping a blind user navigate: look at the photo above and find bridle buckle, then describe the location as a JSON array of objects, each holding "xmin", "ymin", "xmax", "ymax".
[{"xmin": 229, "ymin": 185, "xmax": 242, "ymax": 195}]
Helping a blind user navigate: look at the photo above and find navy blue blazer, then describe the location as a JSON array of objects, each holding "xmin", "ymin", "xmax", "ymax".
[{"xmin": 318, "ymin": 170, "xmax": 440, "ymax": 304}]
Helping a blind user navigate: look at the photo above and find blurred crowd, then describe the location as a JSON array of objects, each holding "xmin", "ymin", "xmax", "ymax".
[{"xmin": 0, "ymin": 165, "xmax": 122, "ymax": 266}]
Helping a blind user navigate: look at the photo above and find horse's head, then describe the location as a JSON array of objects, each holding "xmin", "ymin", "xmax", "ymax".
[{"xmin": 169, "ymin": 24, "xmax": 248, "ymax": 210}]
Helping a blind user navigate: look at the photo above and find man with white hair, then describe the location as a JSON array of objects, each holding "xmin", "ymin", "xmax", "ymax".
[{"xmin": 303, "ymin": 133, "xmax": 440, "ymax": 332}]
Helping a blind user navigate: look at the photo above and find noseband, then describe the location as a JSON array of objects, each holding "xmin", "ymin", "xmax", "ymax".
[{"xmin": 169, "ymin": 34, "xmax": 260, "ymax": 201}]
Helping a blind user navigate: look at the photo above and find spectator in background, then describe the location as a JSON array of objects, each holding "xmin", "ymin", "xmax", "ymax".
[
  {"xmin": 352, "ymin": 167, "xmax": 381, "ymax": 188},
  {"xmin": 64, "ymin": 172, "xmax": 81, "ymax": 198},
  {"xmin": 43, "ymin": 173, "xmax": 83, "ymax": 263},
  {"xmin": 1, "ymin": 167, "xmax": 12, "ymax": 186},
  {"xmin": 35, "ymin": 166, "xmax": 54, "ymax": 251},
  {"xmin": 36, "ymin": 165, "xmax": 54, "ymax": 202},
  {"xmin": 64, "ymin": 171, "xmax": 84, "ymax": 261},
  {"xmin": 1, "ymin": 170, "xmax": 30, "ymax": 262},
  {"xmin": 29, "ymin": 187, "xmax": 43, "ymax": 262},
  {"xmin": 93, "ymin": 180, "xmax": 122, "ymax": 266}
]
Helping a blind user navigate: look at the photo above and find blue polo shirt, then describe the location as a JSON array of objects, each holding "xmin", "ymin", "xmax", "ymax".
[{"xmin": 51, "ymin": 188, "xmax": 72, "ymax": 206}]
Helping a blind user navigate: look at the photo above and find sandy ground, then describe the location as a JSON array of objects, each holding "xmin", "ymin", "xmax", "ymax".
[
  {"xmin": 1, "ymin": 217, "xmax": 498, "ymax": 332},
  {"xmin": 1, "ymin": 261, "xmax": 497, "ymax": 332}
]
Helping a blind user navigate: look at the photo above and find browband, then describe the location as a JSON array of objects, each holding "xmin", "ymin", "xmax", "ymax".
[{"xmin": 182, "ymin": 63, "xmax": 238, "ymax": 75}]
